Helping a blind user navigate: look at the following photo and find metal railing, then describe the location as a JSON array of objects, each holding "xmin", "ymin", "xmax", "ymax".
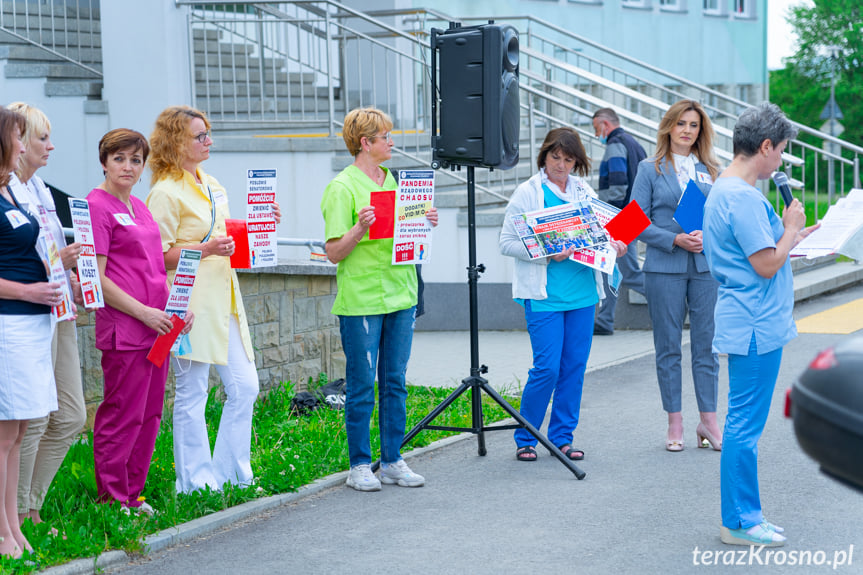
[
  {"xmin": 176, "ymin": 2, "xmax": 862, "ymax": 216},
  {"xmin": 0, "ymin": 0, "xmax": 102, "ymax": 77}
]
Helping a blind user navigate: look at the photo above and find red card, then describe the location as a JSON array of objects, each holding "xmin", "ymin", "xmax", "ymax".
[
  {"xmin": 146, "ymin": 314, "xmax": 186, "ymax": 367},
  {"xmin": 368, "ymin": 190, "xmax": 396, "ymax": 240},
  {"xmin": 225, "ymin": 219, "xmax": 251, "ymax": 268},
  {"xmin": 604, "ymin": 202, "xmax": 651, "ymax": 245}
]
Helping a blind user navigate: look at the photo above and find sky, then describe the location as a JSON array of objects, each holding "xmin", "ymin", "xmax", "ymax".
[{"xmin": 767, "ymin": 0, "xmax": 814, "ymax": 70}]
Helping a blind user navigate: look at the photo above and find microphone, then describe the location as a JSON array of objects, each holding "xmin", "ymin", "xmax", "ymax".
[{"xmin": 772, "ymin": 171, "xmax": 794, "ymax": 207}]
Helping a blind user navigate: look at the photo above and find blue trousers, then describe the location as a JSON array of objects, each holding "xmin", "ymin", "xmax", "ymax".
[
  {"xmin": 643, "ymin": 258, "xmax": 719, "ymax": 413},
  {"xmin": 514, "ymin": 303, "xmax": 593, "ymax": 448},
  {"xmin": 339, "ymin": 307, "xmax": 415, "ymax": 467},
  {"xmin": 721, "ymin": 336, "xmax": 782, "ymax": 529}
]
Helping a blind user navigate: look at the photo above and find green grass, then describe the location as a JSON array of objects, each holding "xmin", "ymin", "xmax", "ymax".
[{"xmin": 1, "ymin": 376, "xmax": 519, "ymax": 573}]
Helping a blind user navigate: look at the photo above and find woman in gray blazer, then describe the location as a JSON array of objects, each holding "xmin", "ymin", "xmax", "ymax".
[{"xmin": 631, "ymin": 100, "xmax": 722, "ymax": 452}]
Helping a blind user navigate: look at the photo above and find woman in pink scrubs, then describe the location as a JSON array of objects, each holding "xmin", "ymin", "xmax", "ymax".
[{"xmin": 88, "ymin": 129, "xmax": 192, "ymax": 513}]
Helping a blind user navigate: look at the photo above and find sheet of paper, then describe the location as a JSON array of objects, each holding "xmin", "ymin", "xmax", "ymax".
[
  {"xmin": 369, "ymin": 190, "xmax": 396, "ymax": 240},
  {"xmin": 68, "ymin": 198, "xmax": 104, "ymax": 308},
  {"xmin": 392, "ymin": 170, "xmax": 434, "ymax": 265},
  {"xmin": 246, "ymin": 169, "xmax": 277, "ymax": 267}
]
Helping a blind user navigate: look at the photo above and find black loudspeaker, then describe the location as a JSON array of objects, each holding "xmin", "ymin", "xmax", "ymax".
[{"xmin": 432, "ymin": 23, "xmax": 519, "ymax": 170}]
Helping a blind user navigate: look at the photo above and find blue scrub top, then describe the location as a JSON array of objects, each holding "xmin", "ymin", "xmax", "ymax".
[{"xmin": 703, "ymin": 176, "xmax": 796, "ymax": 356}]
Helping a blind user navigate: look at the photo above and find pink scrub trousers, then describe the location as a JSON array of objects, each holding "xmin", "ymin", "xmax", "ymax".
[{"xmin": 93, "ymin": 348, "xmax": 168, "ymax": 507}]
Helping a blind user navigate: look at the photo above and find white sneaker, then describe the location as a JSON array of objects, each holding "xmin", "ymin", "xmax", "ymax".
[
  {"xmin": 346, "ymin": 464, "xmax": 382, "ymax": 492},
  {"xmin": 380, "ymin": 459, "xmax": 425, "ymax": 487}
]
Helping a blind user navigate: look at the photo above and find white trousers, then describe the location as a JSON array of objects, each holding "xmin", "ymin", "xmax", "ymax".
[{"xmin": 171, "ymin": 315, "xmax": 259, "ymax": 494}]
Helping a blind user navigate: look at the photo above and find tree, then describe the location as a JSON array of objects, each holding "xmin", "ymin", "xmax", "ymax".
[
  {"xmin": 771, "ymin": 0, "xmax": 862, "ymax": 142},
  {"xmin": 770, "ymin": 0, "xmax": 862, "ymax": 198}
]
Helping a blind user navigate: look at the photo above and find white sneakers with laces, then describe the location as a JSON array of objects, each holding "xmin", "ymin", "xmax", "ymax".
[
  {"xmin": 379, "ymin": 459, "xmax": 425, "ymax": 487},
  {"xmin": 346, "ymin": 460, "xmax": 426, "ymax": 491}
]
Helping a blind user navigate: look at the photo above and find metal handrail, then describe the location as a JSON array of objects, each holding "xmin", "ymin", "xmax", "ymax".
[{"xmin": 175, "ymin": 1, "xmax": 861, "ymax": 211}]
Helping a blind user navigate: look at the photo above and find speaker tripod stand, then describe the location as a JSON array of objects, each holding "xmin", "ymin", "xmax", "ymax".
[{"xmin": 398, "ymin": 166, "xmax": 585, "ymax": 479}]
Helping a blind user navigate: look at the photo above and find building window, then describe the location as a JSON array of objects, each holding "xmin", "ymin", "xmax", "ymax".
[
  {"xmin": 622, "ymin": 0, "xmax": 652, "ymax": 9},
  {"xmin": 703, "ymin": 0, "xmax": 726, "ymax": 16},
  {"xmin": 659, "ymin": 0, "xmax": 685, "ymax": 10},
  {"xmin": 734, "ymin": 0, "xmax": 755, "ymax": 18}
]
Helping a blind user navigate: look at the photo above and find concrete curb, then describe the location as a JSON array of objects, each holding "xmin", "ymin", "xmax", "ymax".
[{"xmin": 38, "ymin": 430, "xmax": 475, "ymax": 574}]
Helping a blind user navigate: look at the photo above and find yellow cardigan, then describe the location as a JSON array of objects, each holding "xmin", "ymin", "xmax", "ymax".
[{"xmin": 146, "ymin": 168, "xmax": 254, "ymax": 365}]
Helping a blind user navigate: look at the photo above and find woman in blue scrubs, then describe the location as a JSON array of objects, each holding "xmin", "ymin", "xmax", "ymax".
[{"xmin": 703, "ymin": 102, "xmax": 819, "ymax": 547}]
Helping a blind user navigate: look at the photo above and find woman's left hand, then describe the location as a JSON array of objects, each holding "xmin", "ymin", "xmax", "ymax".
[
  {"xmin": 272, "ymin": 201, "xmax": 282, "ymax": 224},
  {"xmin": 426, "ymin": 207, "xmax": 439, "ymax": 227},
  {"xmin": 181, "ymin": 311, "xmax": 195, "ymax": 335},
  {"xmin": 610, "ymin": 239, "xmax": 628, "ymax": 258}
]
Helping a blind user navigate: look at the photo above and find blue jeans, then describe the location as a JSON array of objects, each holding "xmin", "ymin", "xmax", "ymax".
[
  {"xmin": 514, "ymin": 302, "xmax": 593, "ymax": 448},
  {"xmin": 721, "ymin": 335, "xmax": 782, "ymax": 529},
  {"xmin": 339, "ymin": 307, "xmax": 416, "ymax": 467}
]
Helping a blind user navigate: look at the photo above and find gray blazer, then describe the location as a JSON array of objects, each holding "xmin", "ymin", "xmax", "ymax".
[{"xmin": 631, "ymin": 157, "xmax": 713, "ymax": 274}]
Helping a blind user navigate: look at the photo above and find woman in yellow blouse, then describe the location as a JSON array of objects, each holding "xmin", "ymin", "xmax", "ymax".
[{"xmin": 146, "ymin": 106, "xmax": 280, "ymax": 494}]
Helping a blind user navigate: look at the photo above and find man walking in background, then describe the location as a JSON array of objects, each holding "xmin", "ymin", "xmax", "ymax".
[{"xmin": 592, "ymin": 108, "xmax": 647, "ymax": 336}]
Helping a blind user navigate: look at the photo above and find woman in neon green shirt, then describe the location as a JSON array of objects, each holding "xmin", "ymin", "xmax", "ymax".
[{"xmin": 321, "ymin": 107, "xmax": 437, "ymax": 492}]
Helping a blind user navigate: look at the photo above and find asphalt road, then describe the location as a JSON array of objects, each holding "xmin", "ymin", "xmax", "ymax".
[{"xmin": 108, "ymin": 283, "xmax": 863, "ymax": 575}]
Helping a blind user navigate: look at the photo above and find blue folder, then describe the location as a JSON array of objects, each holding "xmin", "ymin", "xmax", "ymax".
[{"xmin": 673, "ymin": 179, "xmax": 706, "ymax": 233}]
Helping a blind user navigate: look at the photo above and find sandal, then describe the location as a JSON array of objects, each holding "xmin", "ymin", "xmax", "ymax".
[
  {"xmin": 558, "ymin": 444, "xmax": 584, "ymax": 460},
  {"xmin": 516, "ymin": 445, "xmax": 538, "ymax": 462}
]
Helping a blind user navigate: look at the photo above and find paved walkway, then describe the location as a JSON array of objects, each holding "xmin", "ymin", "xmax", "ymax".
[{"xmin": 88, "ymin": 284, "xmax": 863, "ymax": 575}]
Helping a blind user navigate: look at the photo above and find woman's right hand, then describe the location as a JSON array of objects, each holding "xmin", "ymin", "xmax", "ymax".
[
  {"xmin": 357, "ymin": 205, "xmax": 376, "ymax": 229},
  {"xmin": 140, "ymin": 307, "xmax": 175, "ymax": 335},
  {"xmin": 782, "ymin": 199, "xmax": 807, "ymax": 235}
]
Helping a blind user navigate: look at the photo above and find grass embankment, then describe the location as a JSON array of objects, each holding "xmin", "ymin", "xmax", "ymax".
[{"xmin": 2, "ymin": 377, "xmax": 519, "ymax": 573}]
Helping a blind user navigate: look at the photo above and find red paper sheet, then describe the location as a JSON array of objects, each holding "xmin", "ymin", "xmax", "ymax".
[
  {"xmin": 368, "ymin": 190, "xmax": 396, "ymax": 240},
  {"xmin": 604, "ymin": 202, "xmax": 651, "ymax": 245},
  {"xmin": 225, "ymin": 218, "xmax": 251, "ymax": 268},
  {"xmin": 146, "ymin": 314, "xmax": 186, "ymax": 368}
]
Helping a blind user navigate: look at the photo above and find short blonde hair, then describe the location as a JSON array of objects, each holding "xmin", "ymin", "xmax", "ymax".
[
  {"xmin": 7, "ymin": 102, "xmax": 51, "ymax": 179},
  {"xmin": 342, "ymin": 107, "xmax": 393, "ymax": 157},
  {"xmin": 149, "ymin": 105, "xmax": 211, "ymax": 185}
]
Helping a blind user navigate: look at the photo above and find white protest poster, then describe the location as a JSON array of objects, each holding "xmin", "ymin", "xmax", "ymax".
[
  {"xmin": 392, "ymin": 170, "xmax": 434, "ymax": 265},
  {"xmin": 165, "ymin": 249, "xmax": 201, "ymax": 319},
  {"xmin": 165, "ymin": 249, "xmax": 202, "ymax": 353},
  {"xmin": 246, "ymin": 169, "xmax": 277, "ymax": 268},
  {"xmin": 33, "ymin": 205, "xmax": 74, "ymax": 321},
  {"xmin": 68, "ymin": 198, "xmax": 104, "ymax": 308}
]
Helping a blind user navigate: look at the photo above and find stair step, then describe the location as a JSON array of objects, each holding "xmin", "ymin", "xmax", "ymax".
[
  {"xmin": 0, "ymin": 12, "xmax": 101, "ymax": 34},
  {"xmin": 194, "ymin": 67, "xmax": 315, "ymax": 84},
  {"xmin": 0, "ymin": 28, "xmax": 101, "ymax": 48},
  {"xmin": 194, "ymin": 52, "xmax": 281, "ymax": 68},
  {"xmin": 198, "ymin": 95, "xmax": 339, "ymax": 115},
  {"xmin": 195, "ymin": 82, "xmax": 330, "ymax": 99},
  {"xmin": 4, "ymin": 60, "xmax": 101, "ymax": 79},
  {"xmin": 0, "ymin": 43, "xmax": 100, "ymax": 63},
  {"xmin": 44, "ymin": 79, "xmax": 101, "ymax": 97},
  {"xmin": 193, "ymin": 39, "xmax": 255, "ymax": 56},
  {"xmin": 191, "ymin": 29, "xmax": 222, "ymax": 41}
]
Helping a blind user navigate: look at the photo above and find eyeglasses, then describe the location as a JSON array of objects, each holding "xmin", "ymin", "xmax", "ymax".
[
  {"xmin": 371, "ymin": 132, "xmax": 393, "ymax": 143},
  {"xmin": 193, "ymin": 130, "xmax": 211, "ymax": 144}
]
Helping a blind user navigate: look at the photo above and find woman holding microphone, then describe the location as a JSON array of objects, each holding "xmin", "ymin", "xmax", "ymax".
[
  {"xmin": 704, "ymin": 103, "xmax": 817, "ymax": 546},
  {"xmin": 631, "ymin": 100, "xmax": 723, "ymax": 452}
]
